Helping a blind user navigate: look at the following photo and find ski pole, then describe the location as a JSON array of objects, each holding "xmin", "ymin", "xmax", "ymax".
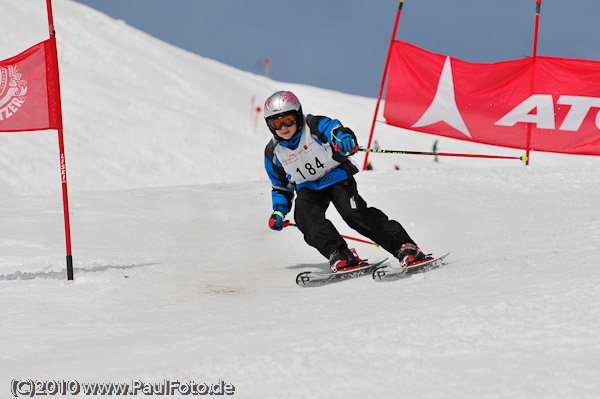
[
  {"xmin": 358, "ymin": 147, "xmax": 528, "ymax": 163},
  {"xmin": 282, "ymin": 221, "xmax": 382, "ymax": 249}
]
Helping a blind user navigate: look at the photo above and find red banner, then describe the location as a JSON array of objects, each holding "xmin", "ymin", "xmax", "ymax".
[
  {"xmin": 384, "ymin": 41, "xmax": 600, "ymax": 156},
  {"xmin": 0, "ymin": 39, "xmax": 61, "ymax": 132}
]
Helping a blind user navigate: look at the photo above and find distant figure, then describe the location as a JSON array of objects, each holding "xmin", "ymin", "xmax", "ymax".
[
  {"xmin": 433, "ymin": 140, "xmax": 439, "ymax": 163},
  {"xmin": 366, "ymin": 162, "xmax": 373, "ymax": 171},
  {"xmin": 374, "ymin": 140, "xmax": 380, "ymax": 150},
  {"xmin": 394, "ymin": 164, "xmax": 400, "ymax": 171}
]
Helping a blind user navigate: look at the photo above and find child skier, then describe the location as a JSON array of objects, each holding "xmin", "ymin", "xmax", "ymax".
[{"xmin": 264, "ymin": 90, "xmax": 428, "ymax": 272}]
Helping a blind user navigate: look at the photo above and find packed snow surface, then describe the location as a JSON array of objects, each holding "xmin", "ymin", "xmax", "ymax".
[{"xmin": 1, "ymin": 1, "xmax": 599, "ymax": 398}]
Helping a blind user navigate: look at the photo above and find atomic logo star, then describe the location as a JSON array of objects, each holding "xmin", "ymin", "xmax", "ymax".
[{"xmin": 412, "ymin": 57, "xmax": 471, "ymax": 138}]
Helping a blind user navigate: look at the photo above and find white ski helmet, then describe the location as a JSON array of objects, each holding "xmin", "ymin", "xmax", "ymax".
[{"xmin": 264, "ymin": 91, "xmax": 304, "ymax": 134}]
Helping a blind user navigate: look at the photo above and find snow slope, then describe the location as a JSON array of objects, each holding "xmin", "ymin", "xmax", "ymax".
[{"xmin": 1, "ymin": 1, "xmax": 599, "ymax": 398}]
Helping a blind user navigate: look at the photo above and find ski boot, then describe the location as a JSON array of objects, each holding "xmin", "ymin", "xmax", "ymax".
[
  {"xmin": 329, "ymin": 246, "xmax": 361, "ymax": 273},
  {"xmin": 395, "ymin": 243, "xmax": 430, "ymax": 268}
]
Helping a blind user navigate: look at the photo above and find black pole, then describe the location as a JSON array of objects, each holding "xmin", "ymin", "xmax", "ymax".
[{"xmin": 359, "ymin": 147, "xmax": 527, "ymax": 162}]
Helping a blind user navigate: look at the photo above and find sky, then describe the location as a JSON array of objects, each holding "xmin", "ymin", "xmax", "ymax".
[{"xmin": 71, "ymin": 0, "xmax": 600, "ymax": 98}]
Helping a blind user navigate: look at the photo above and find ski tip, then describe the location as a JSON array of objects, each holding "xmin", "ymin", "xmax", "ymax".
[
  {"xmin": 295, "ymin": 271, "xmax": 313, "ymax": 286},
  {"xmin": 372, "ymin": 265, "xmax": 393, "ymax": 281}
]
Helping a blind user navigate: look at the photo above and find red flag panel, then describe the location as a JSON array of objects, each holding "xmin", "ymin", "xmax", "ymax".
[
  {"xmin": 0, "ymin": 39, "xmax": 61, "ymax": 132},
  {"xmin": 384, "ymin": 41, "xmax": 600, "ymax": 156}
]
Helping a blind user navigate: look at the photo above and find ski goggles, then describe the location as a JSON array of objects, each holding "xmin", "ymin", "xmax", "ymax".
[{"xmin": 268, "ymin": 113, "xmax": 296, "ymax": 130}]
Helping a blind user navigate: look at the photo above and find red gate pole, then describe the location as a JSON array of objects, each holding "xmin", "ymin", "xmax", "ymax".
[
  {"xmin": 46, "ymin": 0, "xmax": 74, "ymax": 281},
  {"xmin": 526, "ymin": 0, "xmax": 542, "ymax": 166},
  {"xmin": 362, "ymin": 0, "xmax": 405, "ymax": 171}
]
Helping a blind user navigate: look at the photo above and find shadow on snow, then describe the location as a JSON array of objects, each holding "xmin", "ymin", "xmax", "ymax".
[{"xmin": 0, "ymin": 263, "xmax": 160, "ymax": 281}]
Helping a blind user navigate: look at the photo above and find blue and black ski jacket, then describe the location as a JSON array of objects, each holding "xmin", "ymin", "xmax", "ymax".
[{"xmin": 264, "ymin": 114, "xmax": 359, "ymax": 215}]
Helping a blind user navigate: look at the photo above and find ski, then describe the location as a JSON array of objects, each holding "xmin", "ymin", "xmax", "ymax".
[
  {"xmin": 372, "ymin": 253, "xmax": 450, "ymax": 282},
  {"xmin": 296, "ymin": 258, "xmax": 389, "ymax": 287}
]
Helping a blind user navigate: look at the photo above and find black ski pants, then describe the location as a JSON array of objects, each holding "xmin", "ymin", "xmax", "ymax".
[{"xmin": 293, "ymin": 177, "xmax": 414, "ymax": 259}]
